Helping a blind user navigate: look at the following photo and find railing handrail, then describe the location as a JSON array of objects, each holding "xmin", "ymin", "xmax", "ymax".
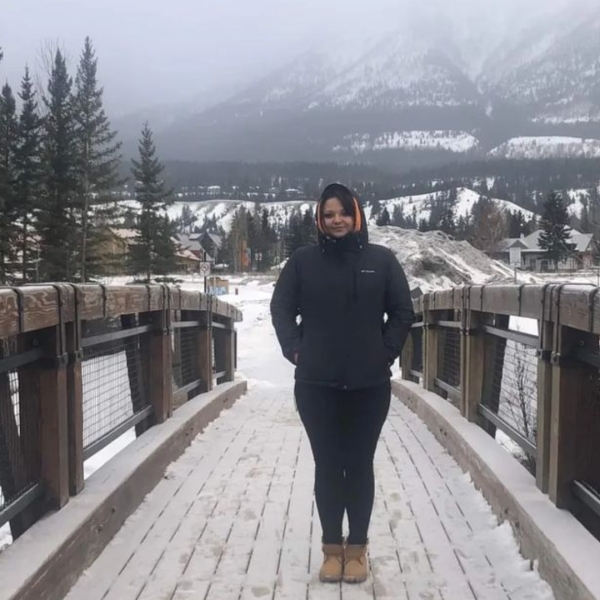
[{"xmin": 0, "ymin": 283, "xmax": 242, "ymax": 544}]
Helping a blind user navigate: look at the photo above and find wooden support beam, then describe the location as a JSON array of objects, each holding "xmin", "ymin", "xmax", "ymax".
[
  {"xmin": 423, "ymin": 299, "xmax": 440, "ymax": 393},
  {"xmin": 461, "ymin": 311, "xmax": 485, "ymax": 421},
  {"xmin": 197, "ymin": 311, "xmax": 213, "ymax": 393},
  {"xmin": 36, "ymin": 325, "xmax": 69, "ymax": 510},
  {"xmin": 140, "ymin": 311, "xmax": 173, "ymax": 423},
  {"xmin": 549, "ymin": 325, "xmax": 600, "ymax": 509}
]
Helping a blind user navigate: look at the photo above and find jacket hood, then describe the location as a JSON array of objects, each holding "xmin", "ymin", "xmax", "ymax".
[{"xmin": 315, "ymin": 183, "xmax": 369, "ymax": 252}]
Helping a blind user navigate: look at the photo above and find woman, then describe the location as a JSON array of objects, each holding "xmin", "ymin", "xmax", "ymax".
[{"xmin": 270, "ymin": 183, "xmax": 414, "ymax": 584}]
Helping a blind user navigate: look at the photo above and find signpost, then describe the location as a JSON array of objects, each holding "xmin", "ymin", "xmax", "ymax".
[{"xmin": 199, "ymin": 262, "xmax": 211, "ymax": 293}]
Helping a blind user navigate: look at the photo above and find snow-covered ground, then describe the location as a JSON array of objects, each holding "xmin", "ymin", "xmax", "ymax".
[{"xmin": 62, "ymin": 277, "xmax": 554, "ymax": 600}]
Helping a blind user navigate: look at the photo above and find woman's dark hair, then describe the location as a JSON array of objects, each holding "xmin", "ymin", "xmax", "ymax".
[{"xmin": 318, "ymin": 183, "xmax": 357, "ymax": 218}]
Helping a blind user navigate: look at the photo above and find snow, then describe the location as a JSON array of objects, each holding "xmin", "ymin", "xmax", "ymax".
[
  {"xmin": 62, "ymin": 277, "xmax": 555, "ymax": 600},
  {"xmin": 370, "ymin": 227, "xmax": 514, "ymax": 291},
  {"xmin": 370, "ymin": 187, "xmax": 536, "ymax": 225},
  {"xmin": 489, "ymin": 136, "xmax": 600, "ymax": 159},
  {"xmin": 333, "ymin": 130, "xmax": 480, "ymax": 154}
]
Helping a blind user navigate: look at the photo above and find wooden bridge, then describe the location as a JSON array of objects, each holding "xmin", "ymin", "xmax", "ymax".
[{"xmin": 0, "ymin": 282, "xmax": 599, "ymax": 600}]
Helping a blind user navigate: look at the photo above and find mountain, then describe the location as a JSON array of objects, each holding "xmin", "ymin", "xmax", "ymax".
[{"xmin": 150, "ymin": 0, "xmax": 600, "ymax": 166}]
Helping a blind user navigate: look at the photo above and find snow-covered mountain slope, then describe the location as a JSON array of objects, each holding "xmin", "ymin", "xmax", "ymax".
[
  {"xmin": 334, "ymin": 131, "xmax": 479, "ymax": 155},
  {"xmin": 155, "ymin": 0, "xmax": 600, "ymax": 163},
  {"xmin": 488, "ymin": 137, "xmax": 600, "ymax": 159},
  {"xmin": 370, "ymin": 227, "xmax": 515, "ymax": 292},
  {"xmin": 368, "ymin": 188, "xmax": 536, "ymax": 223},
  {"xmin": 166, "ymin": 187, "xmax": 537, "ymax": 234}
]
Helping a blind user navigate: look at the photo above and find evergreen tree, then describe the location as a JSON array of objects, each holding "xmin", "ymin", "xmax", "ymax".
[
  {"xmin": 0, "ymin": 83, "xmax": 18, "ymax": 284},
  {"xmin": 285, "ymin": 212, "xmax": 305, "ymax": 257},
  {"xmin": 38, "ymin": 49, "xmax": 78, "ymax": 281},
  {"xmin": 376, "ymin": 206, "xmax": 391, "ymax": 226},
  {"xmin": 539, "ymin": 192, "xmax": 574, "ymax": 267},
  {"xmin": 15, "ymin": 67, "xmax": 43, "ymax": 282},
  {"xmin": 300, "ymin": 208, "xmax": 317, "ymax": 246},
  {"xmin": 128, "ymin": 123, "xmax": 175, "ymax": 281},
  {"xmin": 73, "ymin": 37, "xmax": 123, "ymax": 281}
]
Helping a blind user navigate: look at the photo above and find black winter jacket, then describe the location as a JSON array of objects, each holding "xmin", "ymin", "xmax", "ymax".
[{"xmin": 270, "ymin": 225, "xmax": 414, "ymax": 390}]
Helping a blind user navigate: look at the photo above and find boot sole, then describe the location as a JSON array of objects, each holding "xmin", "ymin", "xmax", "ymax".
[
  {"xmin": 319, "ymin": 575, "xmax": 342, "ymax": 583},
  {"xmin": 343, "ymin": 576, "xmax": 368, "ymax": 584}
]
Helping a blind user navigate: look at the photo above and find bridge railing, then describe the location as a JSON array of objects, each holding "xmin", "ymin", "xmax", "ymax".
[
  {"xmin": 402, "ymin": 284, "xmax": 600, "ymax": 537},
  {"xmin": 0, "ymin": 284, "xmax": 241, "ymax": 542}
]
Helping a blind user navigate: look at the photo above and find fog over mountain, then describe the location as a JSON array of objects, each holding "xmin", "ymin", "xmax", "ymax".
[{"xmin": 3, "ymin": 0, "xmax": 598, "ymax": 164}]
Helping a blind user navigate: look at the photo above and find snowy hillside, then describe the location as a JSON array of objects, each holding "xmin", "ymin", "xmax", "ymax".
[
  {"xmin": 333, "ymin": 131, "xmax": 479, "ymax": 155},
  {"xmin": 366, "ymin": 188, "xmax": 536, "ymax": 223},
  {"xmin": 166, "ymin": 188, "xmax": 536, "ymax": 235},
  {"xmin": 370, "ymin": 227, "xmax": 515, "ymax": 291},
  {"xmin": 489, "ymin": 137, "xmax": 600, "ymax": 159}
]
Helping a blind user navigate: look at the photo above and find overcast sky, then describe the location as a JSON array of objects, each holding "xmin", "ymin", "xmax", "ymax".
[{"xmin": 0, "ymin": 0, "xmax": 584, "ymax": 116}]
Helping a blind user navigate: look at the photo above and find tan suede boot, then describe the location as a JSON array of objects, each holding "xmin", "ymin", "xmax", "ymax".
[
  {"xmin": 319, "ymin": 543, "xmax": 344, "ymax": 583},
  {"xmin": 343, "ymin": 543, "xmax": 368, "ymax": 583}
]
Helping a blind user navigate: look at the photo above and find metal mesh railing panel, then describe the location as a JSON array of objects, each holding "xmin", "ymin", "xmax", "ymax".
[
  {"xmin": 172, "ymin": 328, "xmax": 202, "ymax": 392},
  {"xmin": 82, "ymin": 333, "xmax": 147, "ymax": 452},
  {"xmin": 437, "ymin": 327, "xmax": 461, "ymax": 390},
  {"xmin": 482, "ymin": 335, "xmax": 538, "ymax": 451},
  {"xmin": 0, "ymin": 340, "xmax": 40, "ymax": 521}
]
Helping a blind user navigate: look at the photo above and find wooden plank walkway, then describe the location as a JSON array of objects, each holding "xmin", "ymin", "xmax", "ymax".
[{"xmin": 63, "ymin": 383, "xmax": 554, "ymax": 600}]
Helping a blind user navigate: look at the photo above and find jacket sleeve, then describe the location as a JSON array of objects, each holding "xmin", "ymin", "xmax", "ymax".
[
  {"xmin": 383, "ymin": 251, "xmax": 415, "ymax": 363},
  {"xmin": 270, "ymin": 252, "xmax": 302, "ymax": 364}
]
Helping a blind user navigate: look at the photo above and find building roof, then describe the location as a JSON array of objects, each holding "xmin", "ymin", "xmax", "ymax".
[{"xmin": 496, "ymin": 228, "xmax": 594, "ymax": 254}]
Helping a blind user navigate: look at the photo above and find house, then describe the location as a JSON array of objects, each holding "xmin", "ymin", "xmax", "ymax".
[
  {"xmin": 199, "ymin": 232, "xmax": 223, "ymax": 263},
  {"xmin": 491, "ymin": 228, "xmax": 596, "ymax": 271},
  {"xmin": 207, "ymin": 185, "xmax": 221, "ymax": 197}
]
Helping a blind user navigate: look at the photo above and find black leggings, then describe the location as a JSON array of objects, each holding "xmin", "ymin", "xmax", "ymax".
[{"xmin": 295, "ymin": 381, "xmax": 391, "ymax": 545}]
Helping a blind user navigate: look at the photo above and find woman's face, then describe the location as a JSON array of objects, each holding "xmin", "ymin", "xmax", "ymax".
[{"xmin": 322, "ymin": 197, "xmax": 354, "ymax": 238}]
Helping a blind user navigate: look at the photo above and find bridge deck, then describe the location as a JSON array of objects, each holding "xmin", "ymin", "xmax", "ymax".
[
  {"xmin": 62, "ymin": 284, "xmax": 553, "ymax": 600},
  {"xmin": 63, "ymin": 384, "xmax": 552, "ymax": 600}
]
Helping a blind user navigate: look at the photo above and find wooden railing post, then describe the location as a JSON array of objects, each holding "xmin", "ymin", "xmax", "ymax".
[
  {"xmin": 36, "ymin": 322, "xmax": 70, "ymax": 510},
  {"xmin": 423, "ymin": 296, "xmax": 439, "ymax": 392},
  {"xmin": 141, "ymin": 308, "xmax": 173, "ymax": 424},
  {"xmin": 548, "ymin": 324, "xmax": 599, "ymax": 508},
  {"xmin": 198, "ymin": 296, "xmax": 213, "ymax": 393},
  {"xmin": 461, "ymin": 309, "xmax": 485, "ymax": 421}
]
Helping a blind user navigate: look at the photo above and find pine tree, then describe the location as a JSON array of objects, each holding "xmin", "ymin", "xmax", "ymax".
[
  {"xmin": 0, "ymin": 83, "xmax": 19, "ymax": 284},
  {"xmin": 15, "ymin": 68, "xmax": 43, "ymax": 282},
  {"xmin": 300, "ymin": 208, "xmax": 317, "ymax": 246},
  {"xmin": 376, "ymin": 207, "xmax": 391, "ymax": 226},
  {"xmin": 38, "ymin": 49, "xmax": 78, "ymax": 281},
  {"xmin": 129, "ymin": 123, "xmax": 175, "ymax": 281},
  {"xmin": 539, "ymin": 192, "xmax": 574, "ymax": 267},
  {"xmin": 73, "ymin": 37, "xmax": 123, "ymax": 281},
  {"xmin": 285, "ymin": 212, "xmax": 305, "ymax": 257}
]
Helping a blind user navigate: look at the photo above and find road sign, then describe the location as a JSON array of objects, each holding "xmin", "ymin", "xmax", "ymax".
[{"xmin": 199, "ymin": 262, "xmax": 211, "ymax": 276}]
